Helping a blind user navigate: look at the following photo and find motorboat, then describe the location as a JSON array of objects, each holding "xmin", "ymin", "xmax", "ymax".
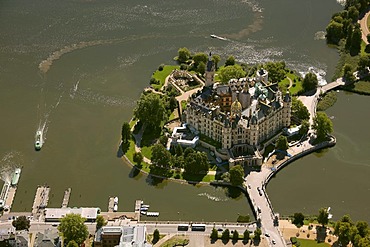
[{"xmin": 35, "ymin": 130, "xmax": 43, "ymax": 150}]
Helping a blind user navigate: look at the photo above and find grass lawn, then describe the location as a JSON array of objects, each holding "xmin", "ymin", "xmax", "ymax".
[
  {"xmin": 343, "ymin": 80, "xmax": 370, "ymax": 95},
  {"xmin": 278, "ymin": 72, "xmax": 303, "ymax": 95},
  {"xmin": 160, "ymin": 236, "xmax": 189, "ymax": 247},
  {"xmin": 141, "ymin": 146, "xmax": 152, "ymax": 159},
  {"xmin": 317, "ymin": 91, "xmax": 337, "ymax": 111},
  {"xmin": 152, "ymin": 65, "xmax": 179, "ymax": 90},
  {"xmin": 297, "ymin": 239, "xmax": 330, "ymax": 247}
]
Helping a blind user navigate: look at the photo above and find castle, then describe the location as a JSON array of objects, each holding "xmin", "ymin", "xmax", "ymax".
[{"xmin": 184, "ymin": 54, "xmax": 292, "ymax": 167}]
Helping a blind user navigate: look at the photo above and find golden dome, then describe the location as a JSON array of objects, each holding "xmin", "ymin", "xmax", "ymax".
[{"xmin": 231, "ymin": 99, "xmax": 242, "ymax": 113}]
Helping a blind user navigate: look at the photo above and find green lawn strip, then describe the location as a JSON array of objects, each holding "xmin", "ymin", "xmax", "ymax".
[
  {"xmin": 361, "ymin": 40, "xmax": 367, "ymax": 56},
  {"xmin": 181, "ymin": 100, "xmax": 187, "ymax": 111},
  {"xmin": 129, "ymin": 119, "xmax": 138, "ymax": 129},
  {"xmin": 317, "ymin": 91, "xmax": 337, "ymax": 111},
  {"xmin": 152, "ymin": 65, "xmax": 179, "ymax": 90},
  {"xmin": 342, "ymin": 80, "xmax": 370, "ymax": 95},
  {"xmin": 160, "ymin": 236, "xmax": 189, "ymax": 247},
  {"xmin": 297, "ymin": 239, "xmax": 330, "ymax": 247},
  {"xmin": 278, "ymin": 72, "xmax": 302, "ymax": 95},
  {"xmin": 141, "ymin": 146, "xmax": 152, "ymax": 159}
]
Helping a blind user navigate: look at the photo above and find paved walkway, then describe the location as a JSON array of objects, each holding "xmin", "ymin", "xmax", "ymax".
[{"xmin": 359, "ymin": 10, "xmax": 370, "ymax": 44}]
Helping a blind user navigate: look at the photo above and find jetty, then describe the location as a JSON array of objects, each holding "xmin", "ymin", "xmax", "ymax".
[
  {"xmin": 61, "ymin": 188, "xmax": 71, "ymax": 208},
  {"xmin": 32, "ymin": 185, "xmax": 50, "ymax": 216}
]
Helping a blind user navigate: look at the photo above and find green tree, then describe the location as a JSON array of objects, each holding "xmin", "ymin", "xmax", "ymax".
[
  {"xmin": 299, "ymin": 120, "xmax": 310, "ymax": 137},
  {"xmin": 350, "ymin": 24, "xmax": 362, "ymax": 55},
  {"xmin": 133, "ymin": 151, "xmax": 144, "ymax": 166},
  {"xmin": 302, "ymin": 72, "xmax": 318, "ymax": 92},
  {"xmin": 153, "ymin": 229, "xmax": 160, "ymax": 244},
  {"xmin": 317, "ymin": 208, "xmax": 329, "ymax": 227},
  {"xmin": 343, "ymin": 64, "xmax": 356, "ymax": 82},
  {"xmin": 12, "ymin": 216, "xmax": 30, "ymax": 231},
  {"xmin": 96, "ymin": 215, "xmax": 107, "ymax": 230},
  {"xmin": 66, "ymin": 241, "xmax": 79, "ymax": 247},
  {"xmin": 348, "ymin": 6, "xmax": 359, "ymax": 22},
  {"xmin": 232, "ymin": 230, "xmax": 239, "ymax": 241},
  {"xmin": 184, "ymin": 151, "xmax": 209, "ymax": 174},
  {"xmin": 193, "ymin": 52, "xmax": 207, "ymax": 67},
  {"xmin": 212, "ymin": 54, "xmax": 221, "ymax": 70},
  {"xmin": 225, "ymin": 56, "xmax": 235, "ymax": 66},
  {"xmin": 292, "ymin": 212, "xmax": 305, "ymax": 228},
  {"xmin": 198, "ymin": 61, "xmax": 206, "ymax": 74},
  {"xmin": 264, "ymin": 61, "xmax": 286, "ymax": 83},
  {"xmin": 121, "ymin": 122, "xmax": 131, "ymax": 143},
  {"xmin": 334, "ymin": 215, "xmax": 354, "ymax": 246},
  {"xmin": 175, "ymin": 144, "xmax": 183, "ymax": 156},
  {"xmin": 345, "ymin": 24, "xmax": 353, "ymax": 51},
  {"xmin": 183, "ymin": 147, "xmax": 195, "ymax": 156},
  {"xmin": 151, "ymin": 144, "xmax": 172, "ymax": 168},
  {"xmin": 58, "ymin": 213, "xmax": 88, "ymax": 245},
  {"xmin": 357, "ymin": 55, "xmax": 370, "ymax": 72},
  {"xmin": 219, "ymin": 65, "xmax": 246, "ymax": 83},
  {"xmin": 171, "ymin": 155, "xmax": 185, "ymax": 168},
  {"xmin": 134, "ymin": 93, "xmax": 167, "ymax": 129},
  {"xmin": 243, "ymin": 229, "xmax": 250, "ymax": 242},
  {"xmin": 313, "ymin": 112, "xmax": 333, "ymax": 140},
  {"xmin": 211, "ymin": 228, "xmax": 218, "ymax": 240},
  {"xmin": 292, "ymin": 98, "xmax": 310, "ymax": 121},
  {"xmin": 158, "ymin": 135, "xmax": 168, "ymax": 147},
  {"xmin": 358, "ymin": 236, "xmax": 370, "ymax": 247},
  {"xmin": 356, "ymin": 221, "xmax": 369, "ymax": 238},
  {"xmin": 221, "ymin": 229, "xmax": 230, "ymax": 240},
  {"xmin": 275, "ymin": 135, "xmax": 289, "ymax": 151},
  {"xmin": 229, "ymin": 165, "xmax": 245, "ymax": 186},
  {"xmin": 253, "ymin": 228, "xmax": 262, "ymax": 241},
  {"xmin": 326, "ymin": 21, "xmax": 344, "ymax": 45},
  {"xmin": 178, "ymin": 47, "xmax": 191, "ymax": 63}
]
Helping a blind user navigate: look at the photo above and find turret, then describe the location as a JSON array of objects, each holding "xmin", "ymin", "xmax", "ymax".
[{"xmin": 205, "ymin": 52, "xmax": 215, "ymax": 87}]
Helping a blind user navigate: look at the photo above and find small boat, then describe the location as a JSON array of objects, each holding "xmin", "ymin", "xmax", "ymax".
[
  {"xmin": 11, "ymin": 168, "xmax": 21, "ymax": 186},
  {"xmin": 35, "ymin": 130, "xmax": 43, "ymax": 150},
  {"xmin": 114, "ymin": 197, "xmax": 119, "ymax": 204},
  {"xmin": 140, "ymin": 211, "xmax": 147, "ymax": 215},
  {"xmin": 146, "ymin": 212, "xmax": 159, "ymax": 217},
  {"xmin": 141, "ymin": 204, "xmax": 150, "ymax": 208},
  {"xmin": 113, "ymin": 204, "xmax": 118, "ymax": 212},
  {"xmin": 140, "ymin": 207, "xmax": 149, "ymax": 211},
  {"xmin": 210, "ymin": 34, "xmax": 227, "ymax": 41}
]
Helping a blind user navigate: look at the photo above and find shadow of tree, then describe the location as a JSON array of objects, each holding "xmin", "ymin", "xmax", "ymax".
[
  {"xmin": 315, "ymin": 225, "xmax": 327, "ymax": 243},
  {"xmin": 117, "ymin": 142, "xmax": 124, "ymax": 158},
  {"xmin": 225, "ymin": 187, "xmax": 242, "ymax": 199},
  {"xmin": 182, "ymin": 172, "xmax": 206, "ymax": 184},
  {"xmin": 253, "ymin": 238, "xmax": 261, "ymax": 246},
  {"xmin": 145, "ymin": 174, "xmax": 165, "ymax": 186},
  {"xmin": 129, "ymin": 165, "xmax": 142, "ymax": 178},
  {"xmin": 221, "ymin": 238, "xmax": 229, "ymax": 245}
]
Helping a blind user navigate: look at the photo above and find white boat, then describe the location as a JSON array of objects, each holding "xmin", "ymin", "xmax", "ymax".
[
  {"xmin": 210, "ymin": 34, "xmax": 227, "ymax": 41},
  {"xmin": 146, "ymin": 212, "xmax": 159, "ymax": 217},
  {"xmin": 113, "ymin": 204, "xmax": 118, "ymax": 212},
  {"xmin": 35, "ymin": 130, "xmax": 43, "ymax": 150},
  {"xmin": 141, "ymin": 204, "xmax": 150, "ymax": 208},
  {"xmin": 140, "ymin": 211, "xmax": 147, "ymax": 215},
  {"xmin": 140, "ymin": 207, "xmax": 149, "ymax": 211},
  {"xmin": 114, "ymin": 197, "xmax": 119, "ymax": 204}
]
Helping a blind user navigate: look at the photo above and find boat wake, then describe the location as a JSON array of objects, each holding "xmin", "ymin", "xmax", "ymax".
[
  {"xmin": 198, "ymin": 192, "xmax": 228, "ymax": 202},
  {"xmin": 0, "ymin": 151, "xmax": 22, "ymax": 183},
  {"xmin": 70, "ymin": 80, "xmax": 80, "ymax": 99}
]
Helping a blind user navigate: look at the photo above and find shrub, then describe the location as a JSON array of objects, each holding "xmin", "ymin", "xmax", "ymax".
[
  {"xmin": 307, "ymin": 233, "xmax": 310, "ymax": 238},
  {"xmin": 158, "ymin": 64, "xmax": 164, "ymax": 71},
  {"xmin": 180, "ymin": 63, "xmax": 188, "ymax": 70}
]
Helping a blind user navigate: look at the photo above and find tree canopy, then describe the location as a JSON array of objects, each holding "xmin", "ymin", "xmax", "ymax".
[
  {"xmin": 302, "ymin": 72, "xmax": 318, "ymax": 92},
  {"xmin": 184, "ymin": 151, "xmax": 209, "ymax": 174},
  {"xmin": 317, "ymin": 208, "xmax": 329, "ymax": 227},
  {"xmin": 212, "ymin": 54, "xmax": 221, "ymax": 70},
  {"xmin": 243, "ymin": 229, "xmax": 250, "ymax": 241},
  {"xmin": 177, "ymin": 47, "xmax": 191, "ymax": 63},
  {"xmin": 58, "ymin": 213, "xmax": 89, "ymax": 245},
  {"xmin": 254, "ymin": 228, "xmax": 262, "ymax": 241},
  {"xmin": 211, "ymin": 228, "xmax": 218, "ymax": 239},
  {"xmin": 292, "ymin": 97, "xmax": 310, "ymax": 121},
  {"xmin": 133, "ymin": 151, "xmax": 144, "ymax": 166},
  {"xmin": 193, "ymin": 52, "xmax": 207, "ymax": 67},
  {"xmin": 313, "ymin": 112, "xmax": 333, "ymax": 140},
  {"xmin": 66, "ymin": 241, "xmax": 79, "ymax": 247},
  {"xmin": 96, "ymin": 215, "xmax": 107, "ymax": 230},
  {"xmin": 134, "ymin": 93, "xmax": 167, "ymax": 129},
  {"xmin": 275, "ymin": 135, "xmax": 289, "ymax": 151},
  {"xmin": 299, "ymin": 120, "xmax": 310, "ymax": 137},
  {"xmin": 225, "ymin": 56, "xmax": 235, "ymax": 66},
  {"xmin": 12, "ymin": 216, "xmax": 30, "ymax": 231},
  {"xmin": 264, "ymin": 61, "xmax": 286, "ymax": 83},
  {"xmin": 151, "ymin": 144, "xmax": 172, "ymax": 168},
  {"xmin": 218, "ymin": 65, "xmax": 246, "ymax": 83},
  {"xmin": 292, "ymin": 212, "xmax": 305, "ymax": 228},
  {"xmin": 229, "ymin": 165, "xmax": 245, "ymax": 186},
  {"xmin": 221, "ymin": 229, "xmax": 230, "ymax": 240}
]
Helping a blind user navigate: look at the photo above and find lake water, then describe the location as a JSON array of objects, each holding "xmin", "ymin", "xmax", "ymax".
[{"xmin": 2, "ymin": 0, "xmax": 368, "ymax": 222}]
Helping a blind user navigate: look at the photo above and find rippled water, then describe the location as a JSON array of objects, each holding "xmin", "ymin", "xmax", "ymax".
[{"xmin": 0, "ymin": 0, "xmax": 356, "ymax": 221}]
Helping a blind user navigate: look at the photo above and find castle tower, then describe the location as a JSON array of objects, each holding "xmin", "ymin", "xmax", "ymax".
[
  {"xmin": 282, "ymin": 90, "xmax": 292, "ymax": 127},
  {"xmin": 239, "ymin": 83, "xmax": 250, "ymax": 109},
  {"xmin": 249, "ymin": 112, "xmax": 259, "ymax": 146},
  {"xmin": 205, "ymin": 52, "xmax": 215, "ymax": 87},
  {"xmin": 256, "ymin": 68, "xmax": 269, "ymax": 84},
  {"xmin": 230, "ymin": 99, "xmax": 242, "ymax": 118}
]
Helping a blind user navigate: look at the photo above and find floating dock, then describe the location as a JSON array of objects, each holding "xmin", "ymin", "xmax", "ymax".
[
  {"xmin": 32, "ymin": 186, "xmax": 50, "ymax": 215},
  {"xmin": 61, "ymin": 188, "xmax": 71, "ymax": 208}
]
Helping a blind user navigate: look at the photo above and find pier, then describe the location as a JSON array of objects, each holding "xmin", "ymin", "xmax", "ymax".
[
  {"xmin": 61, "ymin": 188, "xmax": 71, "ymax": 208},
  {"xmin": 32, "ymin": 186, "xmax": 50, "ymax": 217}
]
